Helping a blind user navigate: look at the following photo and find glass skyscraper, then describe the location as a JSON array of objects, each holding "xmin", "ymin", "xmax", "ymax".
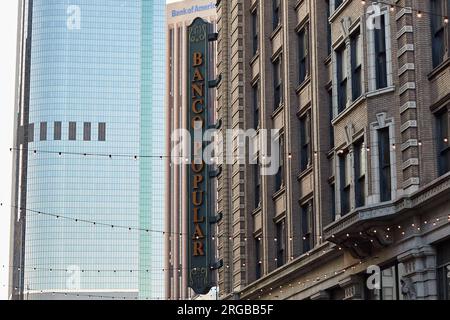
[{"xmin": 9, "ymin": 0, "xmax": 165, "ymax": 300}]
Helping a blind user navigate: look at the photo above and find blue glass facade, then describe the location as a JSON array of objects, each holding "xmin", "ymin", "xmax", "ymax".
[{"xmin": 19, "ymin": 0, "xmax": 165, "ymax": 299}]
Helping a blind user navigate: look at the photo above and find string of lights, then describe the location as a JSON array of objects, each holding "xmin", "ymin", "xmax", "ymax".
[
  {"xmin": 2, "ymin": 203, "xmax": 449, "ymax": 242},
  {"xmin": 8, "ymin": 134, "xmax": 449, "ymax": 161},
  {"xmin": 364, "ymin": 0, "xmax": 449, "ymax": 22},
  {"xmin": 0, "ymin": 282, "xmax": 167, "ymax": 300}
]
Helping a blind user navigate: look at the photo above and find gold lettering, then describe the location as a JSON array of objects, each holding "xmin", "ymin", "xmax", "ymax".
[
  {"xmin": 193, "ymin": 52, "xmax": 203, "ymax": 67},
  {"xmin": 192, "ymin": 99, "xmax": 204, "ymax": 114},
  {"xmin": 193, "ymin": 175, "xmax": 204, "ymax": 189},
  {"xmin": 193, "ymin": 68, "xmax": 204, "ymax": 82},
  {"xmin": 192, "ymin": 83, "xmax": 204, "ymax": 98},
  {"xmin": 193, "ymin": 207, "xmax": 205, "ymax": 223},
  {"xmin": 193, "ymin": 241, "xmax": 205, "ymax": 256},
  {"xmin": 192, "ymin": 191, "xmax": 204, "ymax": 206},
  {"xmin": 191, "ymin": 162, "xmax": 204, "ymax": 173}
]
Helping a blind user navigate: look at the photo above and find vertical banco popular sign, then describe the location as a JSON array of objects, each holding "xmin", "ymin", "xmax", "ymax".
[{"xmin": 187, "ymin": 18, "xmax": 213, "ymax": 295}]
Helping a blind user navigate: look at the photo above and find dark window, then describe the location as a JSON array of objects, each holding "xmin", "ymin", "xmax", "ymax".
[
  {"xmin": 326, "ymin": 0, "xmax": 332, "ymax": 55},
  {"xmin": 354, "ymin": 140, "xmax": 366, "ymax": 208},
  {"xmin": 272, "ymin": 0, "xmax": 280, "ymax": 30},
  {"xmin": 298, "ymin": 24, "xmax": 309, "ymax": 84},
  {"xmin": 28, "ymin": 123, "xmax": 34, "ymax": 143},
  {"xmin": 330, "ymin": 182, "xmax": 336, "ymax": 221},
  {"xmin": 431, "ymin": 0, "xmax": 448, "ymax": 68},
  {"xmin": 273, "ymin": 58, "xmax": 283, "ymax": 110},
  {"xmin": 436, "ymin": 108, "xmax": 450, "ymax": 175},
  {"xmin": 275, "ymin": 134, "xmax": 284, "ymax": 192},
  {"xmin": 98, "ymin": 122, "xmax": 106, "ymax": 141},
  {"xmin": 328, "ymin": 88, "xmax": 335, "ymax": 149},
  {"xmin": 340, "ymin": 152, "xmax": 350, "ymax": 215},
  {"xmin": 335, "ymin": 0, "xmax": 343, "ymax": 10},
  {"xmin": 253, "ymin": 84, "xmax": 260, "ymax": 129},
  {"xmin": 40, "ymin": 122, "xmax": 47, "ymax": 141},
  {"xmin": 54, "ymin": 122, "xmax": 62, "ymax": 141},
  {"xmin": 252, "ymin": 9, "xmax": 259, "ymax": 55},
  {"xmin": 300, "ymin": 112, "xmax": 312, "ymax": 171},
  {"xmin": 255, "ymin": 238, "xmax": 262, "ymax": 279},
  {"xmin": 351, "ymin": 30, "xmax": 362, "ymax": 100},
  {"xmin": 301, "ymin": 201, "xmax": 313, "ymax": 253},
  {"xmin": 378, "ymin": 127, "xmax": 392, "ymax": 202},
  {"xmin": 254, "ymin": 161, "xmax": 261, "ymax": 210},
  {"xmin": 69, "ymin": 122, "xmax": 77, "ymax": 141},
  {"xmin": 336, "ymin": 45, "xmax": 347, "ymax": 113},
  {"xmin": 276, "ymin": 219, "xmax": 286, "ymax": 267},
  {"xmin": 374, "ymin": 14, "xmax": 388, "ymax": 89},
  {"xmin": 83, "ymin": 122, "xmax": 91, "ymax": 141},
  {"xmin": 437, "ymin": 239, "xmax": 450, "ymax": 300}
]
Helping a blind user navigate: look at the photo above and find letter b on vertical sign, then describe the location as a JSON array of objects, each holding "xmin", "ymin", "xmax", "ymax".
[{"xmin": 187, "ymin": 18, "xmax": 213, "ymax": 295}]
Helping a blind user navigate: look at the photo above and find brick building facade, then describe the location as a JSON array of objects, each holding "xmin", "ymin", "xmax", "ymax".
[{"xmin": 215, "ymin": 0, "xmax": 450, "ymax": 300}]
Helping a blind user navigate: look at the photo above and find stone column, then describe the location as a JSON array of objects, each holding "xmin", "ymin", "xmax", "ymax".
[{"xmin": 397, "ymin": 245, "xmax": 438, "ymax": 300}]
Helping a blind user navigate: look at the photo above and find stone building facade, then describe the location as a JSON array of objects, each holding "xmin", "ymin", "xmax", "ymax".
[{"xmin": 215, "ymin": 0, "xmax": 450, "ymax": 300}]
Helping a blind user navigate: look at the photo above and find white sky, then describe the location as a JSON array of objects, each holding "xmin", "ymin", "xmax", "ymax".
[{"xmin": 0, "ymin": 0, "xmax": 183, "ymax": 300}]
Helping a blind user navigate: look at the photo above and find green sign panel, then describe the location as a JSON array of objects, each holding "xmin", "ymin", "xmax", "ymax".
[{"xmin": 187, "ymin": 17, "xmax": 214, "ymax": 295}]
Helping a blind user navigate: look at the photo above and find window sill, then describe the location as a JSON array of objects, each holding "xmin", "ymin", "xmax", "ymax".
[
  {"xmin": 332, "ymin": 95, "xmax": 366, "ymax": 125},
  {"xmin": 295, "ymin": 76, "xmax": 311, "ymax": 95},
  {"xmin": 365, "ymin": 86, "xmax": 395, "ymax": 98},
  {"xmin": 250, "ymin": 52, "xmax": 260, "ymax": 66},
  {"xmin": 272, "ymin": 187, "xmax": 286, "ymax": 201},
  {"xmin": 329, "ymin": 0, "xmax": 351, "ymax": 23},
  {"xmin": 271, "ymin": 103, "xmax": 285, "ymax": 119},
  {"xmin": 428, "ymin": 57, "xmax": 450, "ymax": 80},
  {"xmin": 270, "ymin": 24, "xmax": 283, "ymax": 41},
  {"xmin": 324, "ymin": 54, "xmax": 332, "ymax": 66},
  {"xmin": 252, "ymin": 206, "xmax": 262, "ymax": 217},
  {"xmin": 297, "ymin": 165, "xmax": 313, "ymax": 181}
]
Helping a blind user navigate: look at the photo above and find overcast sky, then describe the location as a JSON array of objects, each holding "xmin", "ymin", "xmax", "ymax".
[{"xmin": 0, "ymin": 0, "xmax": 182, "ymax": 301}]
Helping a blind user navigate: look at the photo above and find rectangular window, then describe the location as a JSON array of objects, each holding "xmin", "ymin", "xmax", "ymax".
[
  {"xmin": 28, "ymin": 123, "xmax": 34, "ymax": 143},
  {"xmin": 328, "ymin": 88, "xmax": 335, "ymax": 149},
  {"xmin": 330, "ymin": 182, "xmax": 336, "ymax": 221},
  {"xmin": 336, "ymin": 45, "xmax": 347, "ymax": 113},
  {"xmin": 253, "ymin": 84, "xmax": 260, "ymax": 129},
  {"xmin": 374, "ymin": 14, "xmax": 388, "ymax": 89},
  {"xmin": 255, "ymin": 238, "xmax": 262, "ymax": 279},
  {"xmin": 298, "ymin": 24, "xmax": 309, "ymax": 84},
  {"xmin": 335, "ymin": 0, "xmax": 343, "ymax": 10},
  {"xmin": 436, "ymin": 108, "xmax": 450, "ymax": 175},
  {"xmin": 378, "ymin": 127, "xmax": 392, "ymax": 202},
  {"xmin": 83, "ymin": 122, "xmax": 91, "ymax": 141},
  {"xmin": 354, "ymin": 140, "xmax": 366, "ymax": 208},
  {"xmin": 273, "ymin": 57, "xmax": 283, "ymax": 110},
  {"xmin": 69, "ymin": 122, "xmax": 76, "ymax": 141},
  {"xmin": 431, "ymin": 0, "xmax": 448, "ymax": 68},
  {"xmin": 40, "ymin": 122, "xmax": 47, "ymax": 141},
  {"xmin": 98, "ymin": 122, "xmax": 106, "ymax": 141},
  {"xmin": 301, "ymin": 201, "xmax": 313, "ymax": 253},
  {"xmin": 275, "ymin": 134, "xmax": 284, "ymax": 192},
  {"xmin": 254, "ymin": 162, "xmax": 261, "ymax": 210},
  {"xmin": 300, "ymin": 112, "xmax": 312, "ymax": 171},
  {"xmin": 272, "ymin": 0, "xmax": 280, "ymax": 30},
  {"xmin": 252, "ymin": 9, "xmax": 259, "ymax": 55},
  {"xmin": 276, "ymin": 219, "xmax": 286, "ymax": 267},
  {"xmin": 340, "ymin": 152, "xmax": 351, "ymax": 215},
  {"xmin": 351, "ymin": 30, "xmax": 362, "ymax": 100},
  {"xmin": 326, "ymin": 0, "xmax": 332, "ymax": 55},
  {"xmin": 54, "ymin": 122, "xmax": 62, "ymax": 141}
]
